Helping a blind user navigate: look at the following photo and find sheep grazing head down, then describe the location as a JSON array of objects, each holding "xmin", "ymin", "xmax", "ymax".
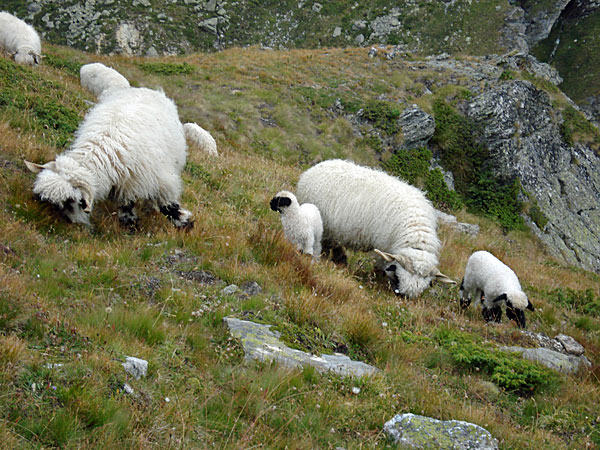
[
  {"xmin": 14, "ymin": 47, "xmax": 41, "ymax": 65},
  {"xmin": 24, "ymin": 159, "xmax": 93, "ymax": 226},
  {"xmin": 375, "ymin": 249, "xmax": 455, "ymax": 298}
]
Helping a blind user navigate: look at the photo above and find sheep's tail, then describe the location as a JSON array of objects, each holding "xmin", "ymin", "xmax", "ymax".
[{"xmin": 183, "ymin": 122, "xmax": 218, "ymax": 156}]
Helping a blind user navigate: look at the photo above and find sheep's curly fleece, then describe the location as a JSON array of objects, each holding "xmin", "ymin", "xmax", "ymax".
[
  {"xmin": 271, "ymin": 190, "xmax": 323, "ymax": 261},
  {"xmin": 461, "ymin": 250, "xmax": 529, "ymax": 311},
  {"xmin": 29, "ymin": 87, "xmax": 194, "ymax": 224},
  {"xmin": 296, "ymin": 159, "xmax": 442, "ymax": 297},
  {"xmin": 80, "ymin": 63, "xmax": 131, "ymax": 98},
  {"xmin": 0, "ymin": 11, "xmax": 41, "ymax": 65}
]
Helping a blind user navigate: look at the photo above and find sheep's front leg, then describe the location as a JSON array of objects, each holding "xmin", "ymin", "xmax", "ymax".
[
  {"xmin": 159, "ymin": 203, "xmax": 194, "ymax": 229},
  {"xmin": 482, "ymin": 305, "xmax": 502, "ymax": 323},
  {"xmin": 118, "ymin": 202, "xmax": 138, "ymax": 227}
]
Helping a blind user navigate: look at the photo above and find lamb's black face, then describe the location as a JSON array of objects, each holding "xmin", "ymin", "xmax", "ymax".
[
  {"xmin": 59, "ymin": 195, "xmax": 90, "ymax": 226},
  {"xmin": 384, "ymin": 263, "xmax": 403, "ymax": 296},
  {"xmin": 506, "ymin": 301, "xmax": 527, "ymax": 328},
  {"xmin": 270, "ymin": 196, "xmax": 292, "ymax": 213}
]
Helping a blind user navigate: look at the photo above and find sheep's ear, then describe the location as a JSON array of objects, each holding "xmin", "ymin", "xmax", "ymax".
[
  {"xmin": 433, "ymin": 271, "xmax": 457, "ymax": 285},
  {"xmin": 491, "ymin": 293, "xmax": 508, "ymax": 303},
  {"xmin": 33, "ymin": 53, "xmax": 41, "ymax": 65},
  {"xmin": 526, "ymin": 300, "xmax": 535, "ymax": 311},
  {"xmin": 24, "ymin": 160, "xmax": 55, "ymax": 173},
  {"xmin": 374, "ymin": 249, "xmax": 394, "ymax": 262}
]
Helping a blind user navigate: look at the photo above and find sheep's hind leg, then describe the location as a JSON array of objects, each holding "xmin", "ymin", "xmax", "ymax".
[
  {"xmin": 118, "ymin": 202, "xmax": 138, "ymax": 227},
  {"xmin": 159, "ymin": 203, "xmax": 194, "ymax": 229}
]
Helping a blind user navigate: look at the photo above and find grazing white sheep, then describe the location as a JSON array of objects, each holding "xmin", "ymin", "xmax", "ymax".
[
  {"xmin": 0, "ymin": 11, "xmax": 42, "ymax": 65},
  {"xmin": 183, "ymin": 122, "xmax": 218, "ymax": 156},
  {"xmin": 24, "ymin": 87, "xmax": 206, "ymax": 228},
  {"xmin": 460, "ymin": 250, "xmax": 534, "ymax": 328},
  {"xmin": 80, "ymin": 62, "xmax": 130, "ymax": 98},
  {"xmin": 270, "ymin": 190, "xmax": 323, "ymax": 262},
  {"xmin": 296, "ymin": 159, "xmax": 454, "ymax": 297}
]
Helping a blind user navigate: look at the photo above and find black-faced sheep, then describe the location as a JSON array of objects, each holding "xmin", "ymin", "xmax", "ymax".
[
  {"xmin": 460, "ymin": 250, "xmax": 534, "ymax": 328},
  {"xmin": 270, "ymin": 190, "xmax": 323, "ymax": 262},
  {"xmin": 24, "ymin": 87, "xmax": 207, "ymax": 228},
  {"xmin": 296, "ymin": 159, "xmax": 454, "ymax": 297},
  {"xmin": 0, "ymin": 11, "xmax": 42, "ymax": 65}
]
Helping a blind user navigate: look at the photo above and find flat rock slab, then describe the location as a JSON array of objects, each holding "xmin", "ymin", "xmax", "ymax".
[
  {"xmin": 500, "ymin": 346, "xmax": 591, "ymax": 375},
  {"xmin": 224, "ymin": 317, "xmax": 379, "ymax": 378},
  {"xmin": 383, "ymin": 413, "xmax": 498, "ymax": 450}
]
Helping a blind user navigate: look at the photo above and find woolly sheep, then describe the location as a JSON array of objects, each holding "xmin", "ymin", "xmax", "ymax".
[
  {"xmin": 460, "ymin": 250, "xmax": 534, "ymax": 328},
  {"xmin": 24, "ymin": 87, "xmax": 208, "ymax": 228},
  {"xmin": 296, "ymin": 159, "xmax": 454, "ymax": 297},
  {"xmin": 183, "ymin": 123, "xmax": 218, "ymax": 157},
  {"xmin": 0, "ymin": 11, "xmax": 42, "ymax": 65},
  {"xmin": 270, "ymin": 190, "xmax": 323, "ymax": 262},
  {"xmin": 80, "ymin": 63, "xmax": 130, "ymax": 98}
]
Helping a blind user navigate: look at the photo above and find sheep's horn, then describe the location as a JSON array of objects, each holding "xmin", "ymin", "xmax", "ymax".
[
  {"xmin": 433, "ymin": 271, "xmax": 457, "ymax": 285},
  {"xmin": 374, "ymin": 249, "xmax": 394, "ymax": 262},
  {"xmin": 72, "ymin": 180, "xmax": 94, "ymax": 213}
]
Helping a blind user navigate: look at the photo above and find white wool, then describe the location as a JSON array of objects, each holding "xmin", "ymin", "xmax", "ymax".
[
  {"xmin": 0, "ymin": 12, "xmax": 42, "ymax": 65},
  {"xmin": 80, "ymin": 63, "xmax": 130, "ymax": 98},
  {"xmin": 28, "ymin": 87, "xmax": 194, "ymax": 226},
  {"xmin": 272, "ymin": 190, "xmax": 323, "ymax": 262},
  {"xmin": 461, "ymin": 251, "xmax": 529, "ymax": 311},
  {"xmin": 183, "ymin": 122, "xmax": 218, "ymax": 156},
  {"xmin": 296, "ymin": 159, "xmax": 443, "ymax": 297}
]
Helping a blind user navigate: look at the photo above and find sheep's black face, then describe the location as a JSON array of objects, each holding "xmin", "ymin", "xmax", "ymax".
[
  {"xmin": 506, "ymin": 301, "xmax": 527, "ymax": 328},
  {"xmin": 270, "ymin": 196, "xmax": 292, "ymax": 213},
  {"xmin": 59, "ymin": 196, "xmax": 90, "ymax": 226}
]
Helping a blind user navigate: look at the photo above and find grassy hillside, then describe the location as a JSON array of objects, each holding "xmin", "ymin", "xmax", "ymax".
[{"xmin": 1, "ymin": 45, "xmax": 599, "ymax": 449}]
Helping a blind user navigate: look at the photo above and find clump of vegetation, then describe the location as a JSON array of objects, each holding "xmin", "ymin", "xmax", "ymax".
[
  {"xmin": 559, "ymin": 105, "xmax": 600, "ymax": 149},
  {"xmin": 360, "ymin": 99, "xmax": 401, "ymax": 135},
  {"xmin": 138, "ymin": 61, "xmax": 194, "ymax": 75},
  {"xmin": 0, "ymin": 59, "xmax": 83, "ymax": 147},
  {"xmin": 544, "ymin": 287, "xmax": 600, "ymax": 316},
  {"xmin": 383, "ymin": 147, "xmax": 463, "ymax": 210},
  {"xmin": 526, "ymin": 197, "xmax": 549, "ymax": 230},
  {"xmin": 43, "ymin": 53, "xmax": 83, "ymax": 77},
  {"xmin": 432, "ymin": 99, "xmax": 525, "ymax": 229},
  {"xmin": 433, "ymin": 327, "xmax": 557, "ymax": 393}
]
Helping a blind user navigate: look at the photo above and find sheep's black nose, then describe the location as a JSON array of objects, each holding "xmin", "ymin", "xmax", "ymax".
[{"xmin": 269, "ymin": 197, "xmax": 279, "ymax": 211}]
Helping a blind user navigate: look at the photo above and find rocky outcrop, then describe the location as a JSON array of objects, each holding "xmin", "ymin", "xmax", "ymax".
[
  {"xmin": 398, "ymin": 106, "xmax": 435, "ymax": 149},
  {"xmin": 383, "ymin": 413, "xmax": 498, "ymax": 450},
  {"xmin": 466, "ymin": 81, "xmax": 600, "ymax": 272},
  {"xmin": 499, "ymin": 346, "xmax": 591, "ymax": 375},
  {"xmin": 223, "ymin": 317, "xmax": 379, "ymax": 378}
]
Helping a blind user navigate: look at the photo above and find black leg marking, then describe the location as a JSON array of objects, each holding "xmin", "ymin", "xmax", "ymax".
[
  {"xmin": 482, "ymin": 305, "xmax": 502, "ymax": 323},
  {"xmin": 331, "ymin": 245, "xmax": 347, "ymax": 265},
  {"xmin": 160, "ymin": 203, "xmax": 194, "ymax": 229},
  {"xmin": 118, "ymin": 202, "xmax": 138, "ymax": 227},
  {"xmin": 506, "ymin": 303, "xmax": 527, "ymax": 328}
]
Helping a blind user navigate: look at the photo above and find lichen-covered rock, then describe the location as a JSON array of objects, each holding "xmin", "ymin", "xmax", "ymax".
[
  {"xmin": 467, "ymin": 81, "xmax": 600, "ymax": 272},
  {"xmin": 500, "ymin": 346, "xmax": 591, "ymax": 375},
  {"xmin": 555, "ymin": 334, "xmax": 585, "ymax": 356},
  {"xmin": 122, "ymin": 356, "xmax": 148, "ymax": 380},
  {"xmin": 398, "ymin": 106, "xmax": 435, "ymax": 149},
  {"xmin": 224, "ymin": 317, "xmax": 379, "ymax": 378},
  {"xmin": 383, "ymin": 413, "xmax": 498, "ymax": 450}
]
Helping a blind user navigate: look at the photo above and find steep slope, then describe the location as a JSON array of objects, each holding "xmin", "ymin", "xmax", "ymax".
[{"xmin": 0, "ymin": 45, "xmax": 599, "ymax": 448}]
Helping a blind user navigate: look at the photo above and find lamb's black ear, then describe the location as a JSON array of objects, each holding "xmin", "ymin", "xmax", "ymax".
[
  {"xmin": 385, "ymin": 263, "xmax": 397, "ymax": 273},
  {"xmin": 269, "ymin": 196, "xmax": 292, "ymax": 211},
  {"xmin": 491, "ymin": 293, "xmax": 507, "ymax": 303},
  {"xmin": 526, "ymin": 300, "xmax": 535, "ymax": 311}
]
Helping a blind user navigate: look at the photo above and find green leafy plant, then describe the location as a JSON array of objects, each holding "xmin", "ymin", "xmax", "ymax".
[
  {"xmin": 138, "ymin": 61, "xmax": 195, "ymax": 75},
  {"xmin": 361, "ymin": 99, "xmax": 401, "ymax": 135}
]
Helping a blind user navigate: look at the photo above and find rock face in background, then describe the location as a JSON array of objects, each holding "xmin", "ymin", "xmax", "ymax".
[{"xmin": 466, "ymin": 80, "xmax": 600, "ymax": 272}]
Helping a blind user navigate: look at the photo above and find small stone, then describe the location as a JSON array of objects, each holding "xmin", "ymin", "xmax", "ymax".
[
  {"xmin": 312, "ymin": 3, "xmax": 322, "ymax": 13},
  {"xmin": 122, "ymin": 356, "xmax": 148, "ymax": 380},
  {"xmin": 333, "ymin": 26, "xmax": 342, "ymax": 37},
  {"xmin": 222, "ymin": 284, "xmax": 238, "ymax": 295},
  {"xmin": 351, "ymin": 387, "xmax": 361, "ymax": 395},
  {"xmin": 123, "ymin": 383, "xmax": 134, "ymax": 394},
  {"xmin": 555, "ymin": 334, "xmax": 585, "ymax": 356},
  {"xmin": 145, "ymin": 46, "xmax": 159, "ymax": 57},
  {"xmin": 355, "ymin": 34, "xmax": 365, "ymax": 45}
]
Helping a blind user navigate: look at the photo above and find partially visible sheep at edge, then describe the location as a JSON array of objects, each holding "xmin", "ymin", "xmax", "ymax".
[
  {"xmin": 80, "ymin": 62, "xmax": 130, "ymax": 98},
  {"xmin": 0, "ymin": 11, "xmax": 42, "ymax": 65},
  {"xmin": 24, "ymin": 87, "xmax": 208, "ymax": 229},
  {"xmin": 460, "ymin": 250, "xmax": 534, "ymax": 328},
  {"xmin": 183, "ymin": 122, "xmax": 218, "ymax": 156},
  {"xmin": 296, "ymin": 159, "xmax": 455, "ymax": 298},
  {"xmin": 270, "ymin": 190, "xmax": 323, "ymax": 262}
]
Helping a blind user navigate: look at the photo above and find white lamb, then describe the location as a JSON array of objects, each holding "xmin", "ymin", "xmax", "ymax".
[
  {"xmin": 0, "ymin": 11, "xmax": 42, "ymax": 65},
  {"xmin": 460, "ymin": 250, "xmax": 534, "ymax": 328},
  {"xmin": 296, "ymin": 159, "xmax": 454, "ymax": 297},
  {"xmin": 270, "ymin": 190, "xmax": 323, "ymax": 262},
  {"xmin": 24, "ymin": 87, "xmax": 207, "ymax": 228},
  {"xmin": 183, "ymin": 123, "xmax": 218, "ymax": 156},
  {"xmin": 80, "ymin": 63, "xmax": 130, "ymax": 98}
]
